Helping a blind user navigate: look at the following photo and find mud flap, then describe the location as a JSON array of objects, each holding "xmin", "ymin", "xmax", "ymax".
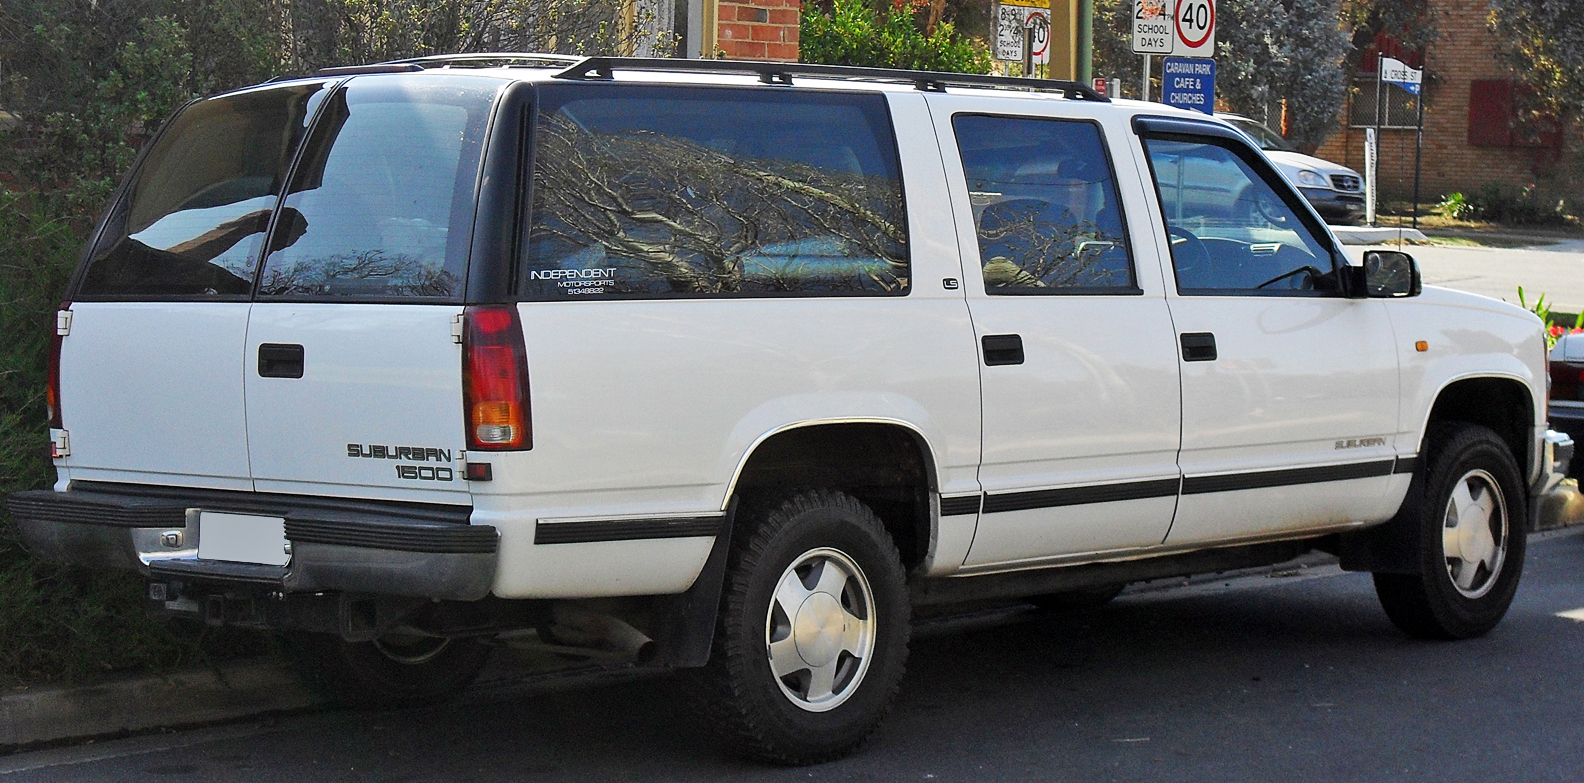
[
  {"xmin": 1339, "ymin": 457, "xmax": 1424, "ymax": 574},
  {"xmin": 650, "ymin": 497, "xmax": 738, "ymax": 668}
]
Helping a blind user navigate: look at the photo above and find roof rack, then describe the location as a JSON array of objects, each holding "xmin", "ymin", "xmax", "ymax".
[
  {"xmin": 387, "ymin": 52, "xmax": 585, "ymax": 69},
  {"xmin": 550, "ymin": 56, "xmax": 1109, "ymax": 101},
  {"xmin": 312, "ymin": 63, "xmax": 424, "ymax": 77}
]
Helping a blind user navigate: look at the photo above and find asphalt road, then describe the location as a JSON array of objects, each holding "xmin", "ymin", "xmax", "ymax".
[
  {"xmin": 6, "ymin": 529, "xmax": 1583, "ymax": 782},
  {"xmin": 1344, "ymin": 238, "xmax": 1584, "ymax": 314}
]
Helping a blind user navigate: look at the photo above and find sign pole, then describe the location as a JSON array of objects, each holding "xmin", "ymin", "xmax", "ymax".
[
  {"xmin": 1411, "ymin": 75, "xmax": 1425, "ymax": 230},
  {"xmin": 1370, "ymin": 52, "xmax": 1382, "ymax": 227},
  {"xmin": 1142, "ymin": 54, "xmax": 1150, "ymax": 101},
  {"xmin": 1024, "ymin": 22, "xmax": 1035, "ymax": 77}
]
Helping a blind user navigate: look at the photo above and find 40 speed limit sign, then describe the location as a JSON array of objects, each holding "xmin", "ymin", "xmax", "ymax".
[{"xmin": 1173, "ymin": 0, "xmax": 1214, "ymax": 57}]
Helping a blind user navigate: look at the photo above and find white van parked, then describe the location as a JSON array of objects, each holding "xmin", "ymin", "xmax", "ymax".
[{"xmin": 8, "ymin": 54, "xmax": 1571, "ymax": 764}]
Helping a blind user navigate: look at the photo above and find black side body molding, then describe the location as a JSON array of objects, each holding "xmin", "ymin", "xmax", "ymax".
[
  {"xmin": 1182, "ymin": 460, "xmax": 1395, "ymax": 495},
  {"xmin": 939, "ymin": 495, "xmax": 982, "ymax": 517},
  {"xmin": 534, "ymin": 515, "xmax": 725, "ymax": 545},
  {"xmin": 982, "ymin": 478, "xmax": 1181, "ymax": 514}
]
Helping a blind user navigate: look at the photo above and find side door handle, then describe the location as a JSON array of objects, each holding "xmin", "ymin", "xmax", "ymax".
[
  {"xmin": 982, "ymin": 334, "xmax": 1024, "ymax": 366},
  {"xmin": 1180, "ymin": 332, "xmax": 1217, "ymax": 362},
  {"xmin": 258, "ymin": 343, "xmax": 305, "ymax": 378}
]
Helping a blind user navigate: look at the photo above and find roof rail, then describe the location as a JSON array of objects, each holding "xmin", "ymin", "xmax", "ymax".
[
  {"xmin": 313, "ymin": 63, "xmax": 423, "ymax": 77},
  {"xmin": 387, "ymin": 52, "xmax": 584, "ymax": 69},
  {"xmin": 550, "ymin": 56, "xmax": 1108, "ymax": 101}
]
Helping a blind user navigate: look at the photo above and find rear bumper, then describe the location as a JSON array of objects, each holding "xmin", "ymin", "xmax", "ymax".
[{"xmin": 6, "ymin": 482, "xmax": 497, "ymax": 602}]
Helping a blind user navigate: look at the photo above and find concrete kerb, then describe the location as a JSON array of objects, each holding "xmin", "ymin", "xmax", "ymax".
[
  {"xmin": 1329, "ymin": 225, "xmax": 1430, "ymax": 245},
  {"xmin": 0, "ymin": 659, "xmax": 322, "ymax": 751}
]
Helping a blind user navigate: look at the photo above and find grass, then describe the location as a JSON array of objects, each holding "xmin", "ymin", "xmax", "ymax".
[
  {"xmin": 0, "ymin": 190, "xmax": 266, "ymax": 687},
  {"xmin": 1413, "ymin": 234, "xmax": 1559, "ymax": 249},
  {"xmin": 1373, "ymin": 199, "xmax": 1584, "ymax": 237}
]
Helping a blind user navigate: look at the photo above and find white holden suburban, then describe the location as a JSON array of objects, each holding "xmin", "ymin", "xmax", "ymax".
[{"xmin": 8, "ymin": 54, "xmax": 1573, "ymax": 764}]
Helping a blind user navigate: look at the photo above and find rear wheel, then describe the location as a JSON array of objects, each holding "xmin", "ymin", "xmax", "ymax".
[
  {"xmin": 286, "ymin": 630, "xmax": 492, "ymax": 709},
  {"xmin": 704, "ymin": 490, "xmax": 910, "ymax": 765},
  {"xmin": 1374, "ymin": 423, "xmax": 1527, "ymax": 639}
]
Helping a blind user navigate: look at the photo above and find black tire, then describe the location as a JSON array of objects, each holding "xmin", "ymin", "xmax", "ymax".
[
  {"xmin": 1029, "ymin": 583, "xmax": 1125, "ymax": 612},
  {"xmin": 1373, "ymin": 422, "xmax": 1527, "ymax": 640},
  {"xmin": 704, "ymin": 489, "xmax": 910, "ymax": 765},
  {"xmin": 285, "ymin": 630, "xmax": 493, "ymax": 709}
]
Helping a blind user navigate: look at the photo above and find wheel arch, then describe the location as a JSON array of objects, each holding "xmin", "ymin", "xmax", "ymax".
[
  {"xmin": 723, "ymin": 419, "xmax": 939, "ymax": 572},
  {"xmin": 1419, "ymin": 374, "xmax": 1536, "ymax": 481}
]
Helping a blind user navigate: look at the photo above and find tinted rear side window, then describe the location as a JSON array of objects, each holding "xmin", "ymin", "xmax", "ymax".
[
  {"xmin": 521, "ymin": 85, "xmax": 909, "ymax": 300},
  {"xmin": 256, "ymin": 75, "xmax": 502, "ymax": 300},
  {"xmin": 77, "ymin": 82, "xmax": 328, "ymax": 298},
  {"xmin": 953, "ymin": 115, "xmax": 1135, "ymax": 294}
]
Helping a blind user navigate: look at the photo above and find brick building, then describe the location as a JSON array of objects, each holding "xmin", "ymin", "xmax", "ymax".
[
  {"xmin": 659, "ymin": 0, "xmax": 800, "ymax": 61},
  {"xmin": 1311, "ymin": 0, "xmax": 1563, "ymax": 200}
]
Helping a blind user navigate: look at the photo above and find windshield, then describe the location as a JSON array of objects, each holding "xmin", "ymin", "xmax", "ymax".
[{"xmin": 1225, "ymin": 118, "xmax": 1293, "ymax": 152}]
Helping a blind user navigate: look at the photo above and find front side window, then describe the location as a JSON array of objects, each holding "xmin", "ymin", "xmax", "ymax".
[
  {"xmin": 77, "ymin": 82, "xmax": 327, "ymax": 298},
  {"xmin": 1143, "ymin": 137, "xmax": 1336, "ymax": 294},
  {"xmin": 521, "ymin": 85, "xmax": 909, "ymax": 299},
  {"xmin": 953, "ymin": 115, "xmax": 1134, "ymax": 294},
  {"xmin": 257, "ymin": 75, "xmax": 502, "ymax": 300}
]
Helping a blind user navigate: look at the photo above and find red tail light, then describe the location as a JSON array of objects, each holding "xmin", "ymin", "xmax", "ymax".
[
  {"xmin": 462, "ymin": 305, "xmax": 531, "ymax": 451},
  {"xmin": 1551, "ymin": 360, "xmax": 1584, "ymax": 404},
  {"xmin": 46, "ymin": 306, "xmax": 67, "ymax": 430}
]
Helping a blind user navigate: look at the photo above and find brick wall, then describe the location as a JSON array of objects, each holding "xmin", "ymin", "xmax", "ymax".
[
  {"xmin": 1311, "ymin": 0, "xmax": 1555, "ymax": 200},
  {"xmin": 715, "ymin": 0, "xmax": 800, "ymax": 61}
]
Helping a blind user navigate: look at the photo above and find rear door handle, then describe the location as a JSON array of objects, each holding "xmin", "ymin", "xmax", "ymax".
[
  {"xmin": 982, "ymin": 334, "xmax": 1024, "ymax": 366},
  {"xmin": 1180, "ymin": 332, "xmax": 1217, "ymax": 362},
  {"xmin": 258, "ymin": 343, "xmax": 304, "ymax": 378}
]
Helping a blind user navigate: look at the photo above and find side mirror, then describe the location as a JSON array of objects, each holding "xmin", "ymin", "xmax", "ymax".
[{"xmin": 1361, "ymin": 250, "xmax": 1421, "ymax": 298}]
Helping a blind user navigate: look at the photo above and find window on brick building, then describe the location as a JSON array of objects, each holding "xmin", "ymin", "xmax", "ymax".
[{"xmin": 1468, "ymin": 79, "xmax": 1562, "ymax": 149}]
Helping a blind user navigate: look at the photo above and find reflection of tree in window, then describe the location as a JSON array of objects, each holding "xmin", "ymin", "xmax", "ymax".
[
  {"xmin": 953, "ymin": 116, "xmax": 1133, "ymax": 293},
  {"xmin": 976, "ymin": 200, "xmax": 1126, "ymax": 289},
  {"xmin": 255, "ymin": 76, "xmax": 497, "ymax": 299},
  {"xmin": 527, "ymin": 104, "xmax": 909, "ymax": 297},
  {"xmin": 257, "ymin": 249, "xmax": 461, "ymax": 297}
]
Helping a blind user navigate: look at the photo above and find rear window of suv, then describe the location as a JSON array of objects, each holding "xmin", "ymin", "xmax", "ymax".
[
  {"xmin": 76, "ymin": 82, "xmax": 328, "ymax": 298},
  {"xmin": 520, "ymin": 85, "xmax": 910, "ymax": 300},
  {"xmin": 256, "ymin": 75, "xmax": 502, "ymax": 300}
]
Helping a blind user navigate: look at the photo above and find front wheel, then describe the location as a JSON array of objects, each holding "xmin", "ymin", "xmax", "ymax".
[
  {"xmin": 704, "ymin": 490, "xmax": 910, "ymax": 765},
  {"xmin": 1374, "ymin": 423, "xmax": 1527, "ymax": 639}
]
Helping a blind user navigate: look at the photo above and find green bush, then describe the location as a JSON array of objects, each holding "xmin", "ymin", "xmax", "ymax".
[
  {"xmin": 1436, "ymin": 191, "xmax": 1472, "ymax": 220},
  {"xmin": 800, "ymin": 0, "xmax": 991, "ymax": 73},
  {"xmin": 0, "ymin": 192, "xmax": 268, "ymax": 686},
  {"xmin": 1440, "ymin": 183, "xmax": 1572, "ymax": 226}
]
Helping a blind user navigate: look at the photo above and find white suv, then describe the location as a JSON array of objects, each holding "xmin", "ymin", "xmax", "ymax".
[{"xmin": 7, "ymin": 54, "xmax": 1571, "ymax": 764}]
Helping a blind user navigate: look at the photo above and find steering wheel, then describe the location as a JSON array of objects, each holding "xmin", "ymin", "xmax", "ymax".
[
  {"xmin": 1233, "ymin": 187, "xmax": 1289, "ymax": 227},
  {"xmin": 1167, "ymin": 226, "xmax": 1211, "ymax": 279}
]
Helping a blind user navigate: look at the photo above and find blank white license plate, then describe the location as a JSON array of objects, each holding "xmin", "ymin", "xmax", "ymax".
[{"xmin": 197, "ymin": 512, "xmax": 288, "ymax": 566}]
